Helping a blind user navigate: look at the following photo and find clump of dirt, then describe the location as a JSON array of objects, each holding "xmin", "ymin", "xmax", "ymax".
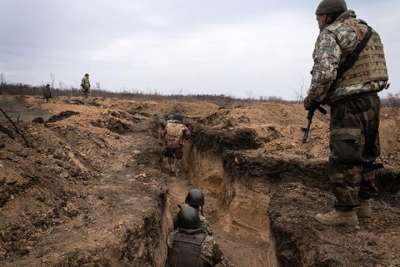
[
  {"xmin": 47, "ymin": 111, "xmax": 80, "ymax": 123},
  {"xmin": 192, "ymin": 126, "xmax": 261, "ymax": 153},
  {"xmin": 63, "ymin": 97, "xmax": 103, "ymax": 107},
  {"xmin": 91, "ymin": 116, "xmax": 135, "ymax": 134}
]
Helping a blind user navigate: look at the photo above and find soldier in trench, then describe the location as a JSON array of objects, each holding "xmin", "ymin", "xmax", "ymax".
[
  {"xmin": 167, "ymin": 206, "xmax": 233, "ymax": 267},
  {"xmin": 161, "ymin": 113, "xmax": 190, "ymax": 175},
  {"xmin": 174, "ymin": 188, "xmax": 213, "ymax": 235},
  {"xmin": 304, "ymin": 0, "xmax": 389, "ymax": 226}
]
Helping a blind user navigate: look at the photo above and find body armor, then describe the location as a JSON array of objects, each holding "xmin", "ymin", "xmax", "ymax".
[
  {"xmin": 165, "ymin": 122, "xmax": 186, "ymax": 147},
  {"xmin": 168, "ymin": 230, "xmax": 207, "ymax": 267},
  {"xmin": 330, "ymin": 18, "xmax": 388, "ymax": 90}
]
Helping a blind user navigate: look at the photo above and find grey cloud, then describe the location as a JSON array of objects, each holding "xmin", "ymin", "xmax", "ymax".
[{"xmin": 0, "ymin": 0, "xmax": 399, "ymax": 98}]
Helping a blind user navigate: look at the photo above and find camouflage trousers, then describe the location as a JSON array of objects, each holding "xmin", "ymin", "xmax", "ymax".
[{"xmin": 329, "ymin": 93, "xmax": 380, "ymax": 211}]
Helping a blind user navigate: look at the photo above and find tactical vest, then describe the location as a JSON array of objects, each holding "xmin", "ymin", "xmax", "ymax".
[
  {"xmin": 81, "ymin": 78, "xmax": 90, "ymax": 90},
  {"xmin": 168, "ymin": 231, "xmax": 207, "ymax": 267},
  {"xmin": 333, "ymin": 18, "xmax": 388, "ymax": 89},
  {"xmin": 165, "ymin": 122, "xmax": 186, "ymax": 147}
]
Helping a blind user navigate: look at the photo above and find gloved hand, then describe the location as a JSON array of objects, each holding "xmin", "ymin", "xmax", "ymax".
[{"xmin": 303, "ymin": 96, "xmax": 320, "ymax": 111}]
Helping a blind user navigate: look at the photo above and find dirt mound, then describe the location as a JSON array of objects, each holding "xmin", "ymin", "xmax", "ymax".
[
  {"xmin": 91, "ymin": 117, "xmax": 135, "ymax": 134},
  {"xmin": 269, "ymin": 183, "xmax": 400, "ymax": 267},
  {"xmin": 192, "ymin": 126, "xmax": 261, "ymax": 153},
  {"xmin": 0, "ymin": 96, "xmax": 170, "ymax": 266},
  {"xmin": 47, "ymin": 111, "xmax": 80, "ymax": 123}
]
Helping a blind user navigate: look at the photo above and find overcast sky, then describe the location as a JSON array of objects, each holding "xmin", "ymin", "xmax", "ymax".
[{"xmin": 0, "ymin": 0, "xmax": 399, "ymax": 99}]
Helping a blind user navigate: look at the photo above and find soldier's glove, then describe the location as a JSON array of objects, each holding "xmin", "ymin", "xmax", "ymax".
[{"xmin": 303, "ymin": 96, "xmax": 320, "ymax": 111}]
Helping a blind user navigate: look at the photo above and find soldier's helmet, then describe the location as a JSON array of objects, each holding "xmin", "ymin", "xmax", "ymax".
[
  {"xmin": 166, "ymin": 112, "xmax": 184, "ymax": 122},
  {"xmin": 185, "ymin": 188, "xmax": 205, "ymax": 209},
  {"xmin": 85, "ymin": 73, "xmax": 89, "ymax": 77},
  {"xmin": 316, "ymin": 0, "xmax": 347, "ymax": 15},
  {"xmin": 176, "ymin": 206, "xmax": 201, "ymax": 230}
]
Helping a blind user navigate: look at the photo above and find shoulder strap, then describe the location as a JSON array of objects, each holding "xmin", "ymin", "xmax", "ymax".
[{"xmin": 336, "ymin": 21, "xmax": 373, "ymax": 80}]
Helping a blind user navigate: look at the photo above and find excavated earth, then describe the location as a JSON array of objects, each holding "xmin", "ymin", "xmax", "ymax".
[{"xmin": 0, "ymin": 95, "xmax": 400, "ymax": 267}]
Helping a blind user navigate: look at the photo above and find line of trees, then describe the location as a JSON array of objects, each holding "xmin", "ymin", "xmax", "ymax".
[{"xmin": 0, "ymin": 81, "xmax": 398, "ymax": 107}]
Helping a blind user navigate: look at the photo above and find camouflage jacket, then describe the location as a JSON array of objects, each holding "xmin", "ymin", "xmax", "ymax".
[
  {"xmin": 81, "ymin": 77, "xmax": 91, "ymax": 90},
  {"xmin": 307, "ymin": 10, "xmax": 388, "ymax": 104},
  {"xmin": 167, "ymin": 230, "xmax": 233, "ymax": 267},
  {"xmin": 164, "ymin": 121, "xmax": 189, "ymax": 147}
]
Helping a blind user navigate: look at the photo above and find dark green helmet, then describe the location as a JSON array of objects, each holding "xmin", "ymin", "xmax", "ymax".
[
  {"xmin": 316, "ymin": 0, "xmax": 348, "ymax": 15},
  {"xmin": 185, "ymin": 188, "xmax": 205, "ymax": 209},
  {"xmin": 176, "ymin": 206, "xmax": 201, "ymax": 230},
  {"xmin": 166, "ymin": 112, "xmax": 184, "ymax": 122}
]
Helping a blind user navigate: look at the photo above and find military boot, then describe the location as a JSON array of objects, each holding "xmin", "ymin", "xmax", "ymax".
[
  {"xmin": 315, "ymin": 209, "xmax": 359, "ymax": 226},
  {"xmin": 357, "ymin": 199, "xmax": 372, "ymax": 218}
]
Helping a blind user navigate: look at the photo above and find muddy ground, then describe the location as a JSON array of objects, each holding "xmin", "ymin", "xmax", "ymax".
[{"xmin": 0, "ymin": 95, "xmax": 399, "ymax": 267}]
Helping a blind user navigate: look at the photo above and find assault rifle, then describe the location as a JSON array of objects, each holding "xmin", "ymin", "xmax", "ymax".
[{"xmin": 302, "ymin": 106, "xmax": 327, "ymax": 144}]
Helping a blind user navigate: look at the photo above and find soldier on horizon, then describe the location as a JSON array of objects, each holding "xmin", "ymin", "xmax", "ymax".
[
  {"xmin": 43, "ymin": 84, "xmax": 52, "ymax": 102},
  {"xmin": 81, "ymin": 73, "xmax": 91, "ymax": 99},
  {"xmin": 304, "ymin": 0, "xmax": 389, "ymax": 226}
]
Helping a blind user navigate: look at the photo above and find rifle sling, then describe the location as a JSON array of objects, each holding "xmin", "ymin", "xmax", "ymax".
[{"xmin": 328, "ymin": 21, "xmax": 373, "ymax": 95}]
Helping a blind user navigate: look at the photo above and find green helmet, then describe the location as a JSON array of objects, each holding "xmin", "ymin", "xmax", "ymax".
[
  {"xmin": 316, "ymin": 0, "xmax": 348, "ymax": 15},
  {"xmin": 176, "ymin": 206, "xmax": 201, "ymax": 230},
  {"xmin": 185, "ymin": 188, "xmax": 205, "ymax": 209}
]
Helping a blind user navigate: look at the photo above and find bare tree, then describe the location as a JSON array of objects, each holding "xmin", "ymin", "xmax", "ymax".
[
  {"xmin": 50, "ymin": 73, "xmax": 56, "ymax": 88},
  {"xmin": 294, "ymin": 82, "xmax": 305, "ymax": 104},
  {"xmin": 0, "ymin": 73, "xmax": 5, "ymax": 94}
]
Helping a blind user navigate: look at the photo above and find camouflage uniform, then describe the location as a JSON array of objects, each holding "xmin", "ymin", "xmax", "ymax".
[
  {"xmin": 43, "ymin": 84, "xmax": 52, "ymax": 102},
  {"xmin": 81, "ymin": 75, "xmax": 91, "ymax": 98},
  {"xmin": 167, "ymin": 229, "xmax": 233, "ymax": 267},
  {"xmin": 305, "ymin": 10, "xmax": 389, "ymax": 211},
  {"xmin": 163, "ymin": 121, "xmax": 189, "ymax": 159}
]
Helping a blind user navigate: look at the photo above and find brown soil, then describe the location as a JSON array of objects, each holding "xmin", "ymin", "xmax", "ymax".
[{"xmin": 0, "ymin": 95, "xmax": 399, "ymax": 267}]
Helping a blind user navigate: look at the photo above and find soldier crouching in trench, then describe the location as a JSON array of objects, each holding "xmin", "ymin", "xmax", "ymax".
[
  {"xmin": 166, "ymin": 206, "xmax": 233, "ymax": 267},
  {"xmin": 174, "ymin": 189, "xmax": 213, "ymax": 236},
  {"xmin": 304, "ymin": 0, "xmax": 389, "ymax": 226}
]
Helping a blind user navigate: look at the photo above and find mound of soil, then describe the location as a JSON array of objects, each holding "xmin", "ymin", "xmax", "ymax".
[
  {"xmin": 47, "ymin": 111, "xmax": 80, "ymax": 123},
  {"xmin": 192, "ymin": 126, "xmax": 261, "ymax": 153},
  {"xmin": 269, "ymin": 183, "xmax": 400, "ymax": 267}
]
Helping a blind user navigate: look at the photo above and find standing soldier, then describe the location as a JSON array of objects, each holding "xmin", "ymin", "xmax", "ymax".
[
  {"xmin": 167, "ymin": 206, "xmax": 233, "ymax": 267},
  {"xmin": 81, "ymin": 73, "xmax": 91, "ymax": 98},
  {"xmin": 304, "ymin": 0, "xmax": 389, "ymax": 226},
  {"xmin": 43, "ymin": 84, "xmax": 52, "ymax": 102}
]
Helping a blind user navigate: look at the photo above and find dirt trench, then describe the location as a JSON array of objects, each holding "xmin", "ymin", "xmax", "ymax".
[{"xmin": 166, "ymin": 142, "xmax": 279, "ymax": 267}]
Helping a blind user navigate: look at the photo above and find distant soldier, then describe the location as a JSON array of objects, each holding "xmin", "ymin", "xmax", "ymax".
[
  {"xmin": 81, "ymin": 73, "xmax": 91, "ymax": 98},
  {"xmin": 43, "ymin": 84, "xmax": 52, "ymax": 102},
  {"xmin": 174, "ymin": 188, "xmax": 213, "ymax": 235},
  {"xmin": 162, "ymin": 113, "xmax": 190, "ymax": 175},
  {"xmin": 167, "ymin": 206, "xmax": 233, "ymax": 267},
  {"xmin": 304, "ymin": 0, "xmax": 389, "ymax": 226}
]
